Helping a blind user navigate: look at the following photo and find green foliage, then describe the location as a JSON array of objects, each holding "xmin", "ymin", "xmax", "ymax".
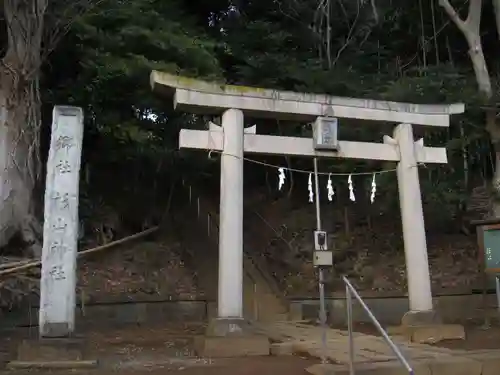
[
  {"xmin": 41, "ymin": 0, "xmax": 225, "ymax": 228},
  {"xmin": 37, "ymin": 0, "xmax": 500, "ymax": 228}
]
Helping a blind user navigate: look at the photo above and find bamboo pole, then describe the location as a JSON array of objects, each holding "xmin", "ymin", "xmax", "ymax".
[
  {"xmin": 0, "ymin": 259, "xmax": 31, "ymax": 270},
  {"xmin": 0, "ymin": 226, "xmax": 159, "ymax": 277}
]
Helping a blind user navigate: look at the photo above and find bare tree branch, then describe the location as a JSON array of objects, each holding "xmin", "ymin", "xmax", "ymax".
[
  {"xmin": 42, "ymin": 0, "xmax": 106, "ymax": 61},
  {"xmin": 401, "ymin": 0, "xmax": 468, "ymax": 70},
  {"xmin": 438, "ymin": 0, "xmax": 468, "ymax": 31},
  {"xmin": 331, "ymin": 0, "xmax": 361, "ymax": 68},
  {"xmin": 465, "ymin": 0, "xmax": 482, "ymax": 32}
]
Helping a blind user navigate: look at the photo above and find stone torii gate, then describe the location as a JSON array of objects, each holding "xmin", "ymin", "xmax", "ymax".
[{"xmin": 151, "ymin": 71, "xmax": 464, "ymax": 334}]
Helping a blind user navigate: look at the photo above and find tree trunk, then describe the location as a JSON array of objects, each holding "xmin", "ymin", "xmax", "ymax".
[
  {"xmin": 0, "ymin": 0, "xmax": 48, "ymax": 257},
  {"xmin": 465, "ymin": 33, "xmax": 491, "ymax": 98},
  {"xmin": 439, "ymin": 0, "xmax": 500, "ymax": 219},
  {"xmin": 486, "ymin": 110, "xmax": 500, "ymax": 218},
  {"xmin": 488, "ymin": 0, "xmax": 500, "ymax": 217},
  {"xmin": 493, "ymin": 0, "xmax": 500, "ymax": 39},
  {"xmin": 0, "ymin": 83, "xmax": 43, "ymax": 257}
]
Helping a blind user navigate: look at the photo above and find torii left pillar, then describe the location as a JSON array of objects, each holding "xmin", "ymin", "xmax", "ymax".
[
  {"xmin": 216, "ymin": 108, "xmax": 244, "ymax": 328},
  {"xmin": 206, "ymin": 109, "xmax": 257, "ymax": 336}
]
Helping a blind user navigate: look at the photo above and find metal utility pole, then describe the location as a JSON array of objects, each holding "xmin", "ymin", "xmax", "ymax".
[{"xmin": 313, "ymin": 157, "xmax": 328, "ymax": 364}]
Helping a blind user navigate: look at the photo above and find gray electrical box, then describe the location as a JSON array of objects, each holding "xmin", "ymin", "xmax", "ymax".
[
  {"xmin": 314, "ymin": 251, "xmax": 333, "ymax": 266},
  {"xmin": 313, "ymin": 117, "xmax": 339, "ymax": 151},
  {"xmin": 313, "ymin": 230, "xmax": 332, "ymax": 266}
]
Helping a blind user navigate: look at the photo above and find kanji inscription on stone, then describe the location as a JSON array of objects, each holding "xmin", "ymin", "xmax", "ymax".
[{"xmin": 39, "ymin": 106, "xmax": 84, "ymax": 338}]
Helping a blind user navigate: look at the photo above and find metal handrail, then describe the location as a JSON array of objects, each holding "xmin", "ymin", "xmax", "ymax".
[{"xmin": 342, "ymin": 276, "xmax": 414, "ymax": 375}]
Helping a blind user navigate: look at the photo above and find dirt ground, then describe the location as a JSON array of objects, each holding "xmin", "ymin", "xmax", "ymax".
[
  {"xmin": 0, "ymin": 323, "xmax": 316, "ymax": 375},
  {"xmin": 0, "ymin": 357, "xmax": 314, "ymax": 375},
  {"xmin": 5, "ymin": 319, "xmax": 500, "ymax": 375}
]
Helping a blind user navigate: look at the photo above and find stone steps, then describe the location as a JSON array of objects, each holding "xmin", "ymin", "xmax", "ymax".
[
  {"xmin": 181, "ymin": 189, "xmax": 290, "ymax": 323},
  {"xmin": 257, "ymin": 321, "xmax": 500, "ymax": 375},
  {"xmin": 243, "ymin": 265, "xmax": 289, "ymax": 321}
]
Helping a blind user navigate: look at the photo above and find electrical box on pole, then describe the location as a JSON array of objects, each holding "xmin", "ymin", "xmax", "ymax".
[{"xmin": 313, "ymin": 230, "xmax": 333, "ymax": 266}]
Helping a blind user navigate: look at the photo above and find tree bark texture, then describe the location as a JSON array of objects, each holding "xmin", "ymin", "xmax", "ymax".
[{"xmin": 0, "ymin": 0, "xmax": 48, "ymax": 256}]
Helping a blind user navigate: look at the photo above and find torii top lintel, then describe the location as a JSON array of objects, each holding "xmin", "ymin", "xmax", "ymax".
[{"xmin": 150, "ymin": 70, "xmax": 464, "ymax": 127}]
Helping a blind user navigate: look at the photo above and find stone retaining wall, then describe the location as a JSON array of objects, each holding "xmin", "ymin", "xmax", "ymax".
[
  {"xmin": 293, "ymin": 294, "xmax": 497, "ymax": 325},
  {"xmin": 2, "ymin": 300, "xmax": 207, "ymax": 329},
  {"xmin": 2, "ymin": 294, "xmax": 497, "ymax": 330}
]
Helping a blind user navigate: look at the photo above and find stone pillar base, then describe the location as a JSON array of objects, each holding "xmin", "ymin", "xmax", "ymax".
[
  {"xmin": 7, "ymin": 337, "xmax": 97, "ymax": 369},
  {"xmin": 397, "ymin": 310, "xmax": 465, "ymax": 344},
  {"xmin": 206, "ymin": 317, "xmax": 253, "ymax": 337},
  {"xmin": 401, "ymin": 310, "xmax": 442, "ymax": 326},
  {"xmin": 305, "ymin": 363, "xmax": 339, "ymax": 375},
  {"xmin": 194, "ymin": 318, "xmax": 270, "ymax": 357}
]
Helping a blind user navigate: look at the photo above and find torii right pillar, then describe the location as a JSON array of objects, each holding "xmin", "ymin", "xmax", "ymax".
[
  {"xmin": 394, "ymin": 124, "xmax": 467, "ymax": 341},
  {"xmin": 394, "ymin": 123, "xmax": 438, "ymax": 326}
]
